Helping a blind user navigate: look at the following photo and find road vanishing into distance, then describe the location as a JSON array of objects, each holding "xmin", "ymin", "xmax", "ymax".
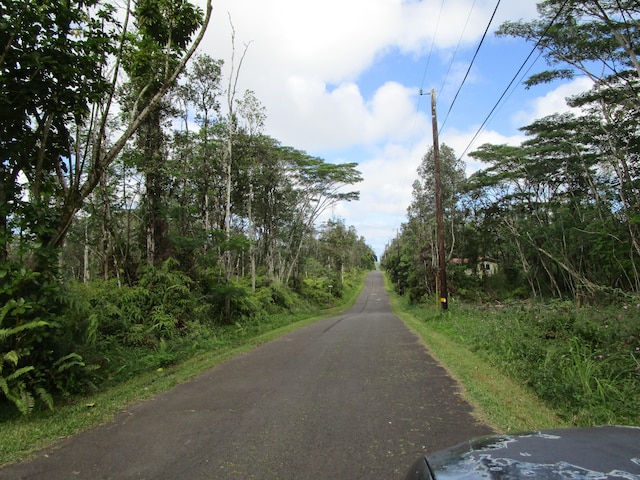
[{"xmin": 1, "ymin": 271, "xmax": 493, "ymax": 479}]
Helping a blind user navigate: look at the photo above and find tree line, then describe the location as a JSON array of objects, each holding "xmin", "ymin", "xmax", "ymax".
[
  {"xmin": 1, "ymin": 0, "xmax": 374, "ymax": 414},
  {"xmin": 382, "ymin": 0, "xmax": 640, "ymax": 304}
]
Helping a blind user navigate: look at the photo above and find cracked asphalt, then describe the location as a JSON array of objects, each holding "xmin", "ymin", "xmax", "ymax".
[{"xmin": 0, "ymin": 271, "xmax": 493, "ymax": 479}]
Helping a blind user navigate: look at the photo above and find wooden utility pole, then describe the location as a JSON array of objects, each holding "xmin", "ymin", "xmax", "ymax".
[{"xmin": 431, "ymin": 89, "xmax": 448, "ymax": 310}]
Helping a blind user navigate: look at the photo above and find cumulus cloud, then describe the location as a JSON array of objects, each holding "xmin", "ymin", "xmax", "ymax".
[
  {"xmin": 512, "ymin": 76, "xmax": 595, "ymax": 126},
  {"xmin": 197, "ymin": 0, "xmax": 537, "ymax": 151},
  {"xmin": 441, "ymin": 127, "xmax": 527, "ymax": 176}
]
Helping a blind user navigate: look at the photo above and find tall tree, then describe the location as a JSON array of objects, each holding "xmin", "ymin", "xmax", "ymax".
[
  {"xmin": 180, "ymin": 54, "xmax": 224, "ymax": 245},
  {"xmin": 1, "ymin": 0, "xmax": 212, "ymax": 265},
  {"xmin": 408, "ymin": 144, "xmax": 466, "ymax": 266},
  {"xmin": 123, "ymin": 0, "xmax": 205, "ymax": 265},
  {"xmin": 0, "ymin": 0, "xmax": 118, "ymax": 270},
  {"xmin": 236, "ymin": 90, "xmax": 266, "ymax": 291},
  {"xmin": 284, "ymin": 154, "xmax": 362, "ymax": 285}
]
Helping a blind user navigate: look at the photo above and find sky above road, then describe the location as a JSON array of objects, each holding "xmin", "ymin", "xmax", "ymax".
[{"xmin": 196, "ymin": 0, "xmax": 593, "ymax": 258}]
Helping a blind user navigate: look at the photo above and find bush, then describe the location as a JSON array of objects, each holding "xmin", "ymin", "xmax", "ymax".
[
  {"xmin": 418, "ymin": 301, "xmax": 640, "ymax": 426},
  {"xmin": 300, "ymin": 278, "xmax": 334, "ymax": 305},
  {"xmin": 1, "ymin": 259, "xmax": 369, "ymax": 416},
  {"xmin": 0, "ymin": 263, "xmax": 98, "ymax": 414}
]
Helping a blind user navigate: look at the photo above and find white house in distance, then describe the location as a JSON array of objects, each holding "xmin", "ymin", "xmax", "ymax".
[{"xmin": 452, "ymin": 257, "xmax": 499, "ymax": 277}]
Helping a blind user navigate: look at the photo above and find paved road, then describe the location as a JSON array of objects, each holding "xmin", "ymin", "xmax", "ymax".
[{"xmin": 1, "ymin": 271, "xmax": 493, "ymax": 479}]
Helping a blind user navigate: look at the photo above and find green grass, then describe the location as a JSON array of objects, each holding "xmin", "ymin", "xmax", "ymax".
[
  {"xmin": 0, "ymin": 282, "xmax": 363, "ymax": 467},
  {"xmin": 385, "ymin": 271, "xmax": 640, "ymax": 429},
  {"xmin": 383, "ymin": 276, "xmax": 567, "ymax": 433}
]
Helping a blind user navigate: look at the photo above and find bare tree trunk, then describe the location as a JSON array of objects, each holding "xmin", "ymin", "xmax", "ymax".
[
  {"xmin": 222, "ymin": 16, "xmax": 251, "ymax": 320},
  {"xmin": 83, "ymin": 221, "xmax": 90, "ymax": 284},
  {"xmin": 248, "ymin": 181, "xmax": 256, "ymax": 292},
  {"xmin": 504, "ymin": 218, "xmax": 537, "ymax": 298},
  {"xmin": 527, "ymin": 233, "xmax": 600, "ymax": 295},
  {"xmin": 99, "ymin": 170, "xmax": 113, "ymax": 280},
  {"xmin": 140, "ymin": 106, "xmax": 172, "ymax": 266}
]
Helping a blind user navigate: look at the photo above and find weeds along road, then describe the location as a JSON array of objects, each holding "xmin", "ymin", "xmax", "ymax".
[{"xmin": 1, "ymin": 271, "xmax": 493, "ymax": 480}]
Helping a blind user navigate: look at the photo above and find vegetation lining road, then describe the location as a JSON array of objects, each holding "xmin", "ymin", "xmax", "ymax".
[
  {"xmin": 384, "ymin": 276, "xmax": 566, "ymax": 433},
  {"xmin": 0, "ymin": 281, "xmax": 365, "ymax": 467},
  {"xmin": 385, "ymin": 274, "xmax": 640, "ymax": 431},
  {"xmin": 377, "ymin": 1, "xmax": 640, "ymax": 435}
]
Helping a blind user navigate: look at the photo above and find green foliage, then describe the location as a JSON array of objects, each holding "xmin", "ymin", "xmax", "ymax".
[
  {"xmin": 384, "ymin": 3, "xmax": 640, "ymax": 303},
  {"xmin": 300, "ymin": 278, "xmax": 334, "ymax": 305},
  {"xmin": 0, "ymin": 263, "xmax": 95, "ymax": 414},
  {"xmin": 259, "ymin": 284, "xmax": 296, "ymax": 312},
  {"xmin": 0, "ymin": 0, "xmax": 372, "ymax": 419},
  {"xmin": 413, "ymin": 301, "xmax": 640, "ymax": 426}
]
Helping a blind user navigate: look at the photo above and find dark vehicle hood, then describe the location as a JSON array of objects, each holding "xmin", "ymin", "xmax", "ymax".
[{"xmin": 408, "ymin": 426, "xmax": 640, "ymax": 479}]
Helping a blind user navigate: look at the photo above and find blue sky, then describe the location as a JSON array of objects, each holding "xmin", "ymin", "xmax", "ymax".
[{"xmin": 197, "ymin": 0, "xmax": 593, "ymax": 258}]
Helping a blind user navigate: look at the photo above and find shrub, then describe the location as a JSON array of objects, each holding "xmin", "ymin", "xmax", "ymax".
[
  {"xmin": 419, "ymin": 301, "xmax": 640, "ymax": 426},
  {"xmin": 300, "ymin": 278, "xmax": 334, "ymax": 305},
  {"xmin": 0, "ymin": 263, "xmax": 95, "ymax": 414}
]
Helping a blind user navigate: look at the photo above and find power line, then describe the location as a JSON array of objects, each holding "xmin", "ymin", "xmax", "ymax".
[
  {"xmin": 438, "ymin": 0, "xmax": 479, "ymax": 101},
  {"xmin": 398, "ymin": 0, "xmax": 447, "ymax": 251},
  {"xmin": 439, "ymin": 0, "xmax": 502, "ymax": 133},
  {"xmin": 418, "ymin": 0, "xmax": 447, "ymax": 95},
  {"xmin": 406, "ymin": 0, "xmax": 446, "ymax": 177},
  {"xmin": 457, "ymin": 0, "xmax": 573, "ymax": 161}
]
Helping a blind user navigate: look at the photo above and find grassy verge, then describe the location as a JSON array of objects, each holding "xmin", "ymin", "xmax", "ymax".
[
  {"xmin": 0, "ymin": 279, "xmax": 364, "ymax": 467},
  {"xmin": 383, "ymin": 275, "xmax": 567, "ymax": 433}
]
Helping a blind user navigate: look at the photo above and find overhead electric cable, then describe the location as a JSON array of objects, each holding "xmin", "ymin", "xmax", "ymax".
[
  {"xmin": 439, "ymin": 0, "xmax": 502, "ymax": 133},
  {"xmin": 457, "ymin": 0, "xmax": 573, "ymax": 161},
  {"xmin": 490, "ymin": 49, "xmax": 544, "ymax": 120},
  {"xmin": 438, "ymin": 0, "xmax": 479, "ymax": 99},
  {"xmin": 418, "ymin": 0, "xmax": 447, "ymax": 95},
  {"xmin": 410, "ymin": 0, "xmax": 446, "ymax": 159}
]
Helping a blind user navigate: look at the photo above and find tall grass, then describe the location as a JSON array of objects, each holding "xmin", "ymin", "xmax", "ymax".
[{"xmin": 401, "ymin": 297, "xmax": 640, "ymax": 427}]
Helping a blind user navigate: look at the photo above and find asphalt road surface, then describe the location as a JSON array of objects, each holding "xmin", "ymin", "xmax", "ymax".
[{"xmin": 1, "ymin": 271, "xmax": 493, "ymax": 479}]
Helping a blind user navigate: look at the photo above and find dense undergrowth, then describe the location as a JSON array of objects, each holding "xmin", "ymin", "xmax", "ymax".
[
  {"xmin": 403, "ymin": 299, "xmax": 640, "ymax": 427},
  {"xmin": 1, "ymin": 258, "xmax": 365, "ymax": 418}
]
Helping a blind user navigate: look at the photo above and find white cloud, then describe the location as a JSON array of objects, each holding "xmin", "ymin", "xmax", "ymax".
[
  {"xmin": 330, "ymin": 138, "xmax": 433, "ymax": 256},
  {"xmin": 197, "ymin": 0, "xmax": 538, "ymax": 153},
  {"xmin": 512, "ymin": 76, "xmax": 595, "ymax": 127},
  {"xmin": 267, "ymin": 79, "xmax": 428, "ymax": 151},
  {"xmin": 441, "ymin": 127, "xmax": 527, "ymax": 176}
]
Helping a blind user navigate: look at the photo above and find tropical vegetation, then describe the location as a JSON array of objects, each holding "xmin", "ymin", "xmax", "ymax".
[{"xmin": 0, "ymin": 0, "xmax": 375, "ymax": 416}]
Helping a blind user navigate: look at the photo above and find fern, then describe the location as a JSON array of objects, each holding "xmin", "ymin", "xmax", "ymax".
[
  {"xmin": 0, "ymin": 319, "xmax": 51, "ymax": 341},
  {"xmin": 1, "ymin": 296, "xmax": 53, "ymax": 414},
  {"xmin": 54, "ymin": 353, "xmax": 86, "ymax": 372},
  {"xmin": 0, "ymin": 351, "xmax": 37, "ymax": 415}
]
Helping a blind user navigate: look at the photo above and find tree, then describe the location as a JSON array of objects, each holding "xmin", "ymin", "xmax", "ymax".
[
  {"xmin": 179, "ymin": 54, "xmax": 224, "ymax": 251},
  {"xmin": 0, "ymin": 0, "xmax": 118, "ymax": 269},
  {"xmin": 0, "ymin": 0, "xmax": 212, "ymax": 413},
  {"xmin": 1, "ymin": 0, "xmax": 212, "ymax": 263},
  {"xmin": 284, "ymin": 154, "xmax": 362, "ymax": 286},
  {"xmin": 460, "ymin": 0, "xmax": 640, "ymax": 299},
  {"xmin": 123, "ymin": 0, "xmax": 206, "ymax": 265},
  {"xmin": 406, "ymin": 144, "xmax": 466, "ymax": 297},
  {"xmin": 236, "ymin": 90, "xmax": 267, "ymax": 291},
  {"xmin": 498, "ymin": 0, "xmax": 640, "ymax": 86}
]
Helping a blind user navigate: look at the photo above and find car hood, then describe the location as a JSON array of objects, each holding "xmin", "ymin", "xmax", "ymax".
[{"xmin": 415, "ymin": 426, "xmax": 640, "ymax": 479}]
